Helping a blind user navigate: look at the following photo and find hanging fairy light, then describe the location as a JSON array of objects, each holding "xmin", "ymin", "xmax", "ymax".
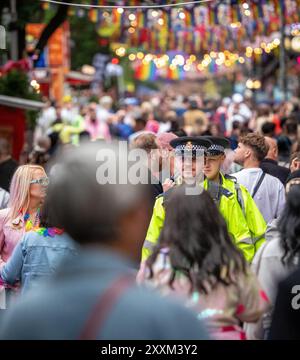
[
  {"xmin": 179, "ymin": 12, "xmax": 186, "ymax": 20},
  {"xmin": 128, "ymin": 13, "xmax": 136, "ymax": 21},
  {"xmin": 117, "ymin": 8, "xmax": 124, "ymax": 14}
]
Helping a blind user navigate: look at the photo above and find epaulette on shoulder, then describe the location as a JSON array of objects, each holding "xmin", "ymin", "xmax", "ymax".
[
  {"xmin": 156, "ymin": 192, "xmax": 164, "ymax": 199},
  {"xmin": 220, "ymin": 187, "xmax": 233, "ymax": 198},
  {"xmin": 224, "ymin": 173, "xmax": 237, "ymax": 182}
]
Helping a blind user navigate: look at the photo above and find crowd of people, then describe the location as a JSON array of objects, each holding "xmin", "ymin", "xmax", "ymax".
[{"xmin": 0, "ymin": 90, "xmax": 300, "ymax": 340}]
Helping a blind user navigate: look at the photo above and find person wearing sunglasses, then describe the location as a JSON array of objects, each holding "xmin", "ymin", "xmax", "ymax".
[{"xmin": 0, "ymin": 165, "xmax": 48, "ymax": 308}]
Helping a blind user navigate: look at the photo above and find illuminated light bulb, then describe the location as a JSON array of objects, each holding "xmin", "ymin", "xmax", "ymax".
[
  {"xmin": 183, "ymin": 65, "xmax": 190, "ymax": 71},
  {"xmin": 131, "ymin": 20, "xmax": 137, "ymax": 27},
  {"xmin": 197, "ymin": 64, "xmax": 204, "ymax": 71},
  {"xmin": 225, "ymin": 60, "xmax": 231, "ymax": 67},
  {"xmin": 204, "ymin": 54, "xmax": 211, "ymax": 60},
  {"xmin": 273, "ymin": 38, "xmax": 281, "ymax": 46},
  {"xmin": 243, "ymin": 3, "xmax": 249, "ymax": 9},
  {"xmin": 129, "ymin": 54, "xmax": 136, "ymax": 61},
  {"xmin": 137, "ymin": 52, "xmax": 144, "ymax": 59},
  {"xmin": 117, "ymin": 8, "xmax": 124, "ymax": 14},
  {"xmin": 253, "ymin": 80, "xmax": 261, "ymax": 89},
  {"xmin": 260, "ymin": 42, "xmax": 267, "ymax": 49},
  {"xmin": 103, "ymin": 12, "xmax": 110, "ymax": 18},
  {"xmin": 254, "ymin": 48, "xmax": 263, "ymax": 55},
  {"xmin": 152, "ymin": 10, "xmax": 159, "ymax": 18},
  {"xmin": 190, "ymin": 54, "xmax": 196, "ymax": 62},
  {"xmin": 128, "ymin": 14, "xmax": 136, "ymax": 21},
  {"xmin": 244, "ymin": 10, "xmax": 251, "ymax": 16},
  {"xmin": 145, "ymin": 54, "xmax": 153, "ymax": 62},
  {"xmin": 246, "ymin": 79, "xmax": 253, "ymax": 89},
  {"xmin": 116, "ymin": 47, "xmax": 126, "ymax": 57},
  {"xmin": 215, "ymin": 59, "xmax": 223, "ymax": 66},
  {"xmin": 246, "ymin": 46, "xmax": 253, "ymax": 53},
  {"xmin": 158, "ymin": 18, "xmax": 164, "ymax": 26},
  {"xmin": 246, "ymin": 52, "xmax": 252, "ymax": 58},
  {"xmin": 218, "ymin": 52, "xmax": 225, "ymax": 61},
  {"xmin": 210, "ymin": 51, "xmax": 217, "ymax": 58},
  {"xmin": 179, "ymin": 12, "xmax": 186, "ymax": 20},
  {"xmin": 238, "ymin": 57, "xmax": 245, "ymax": 64},
  {"xmin": 128, "ymin": 27, "xmax": 135, "ymax": 34},
  {"xmin": 230, "ymin": 22, "xmax": 241, "ymax": 28}
]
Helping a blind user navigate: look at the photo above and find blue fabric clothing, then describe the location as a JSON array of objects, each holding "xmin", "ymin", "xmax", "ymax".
[
  {"xmin": 0, "ymin": 248, "xmax": 208, "ymax": 340},
  {"xmin": 1, "ymin": 231, "xmax": 77, "ymax": 293}
]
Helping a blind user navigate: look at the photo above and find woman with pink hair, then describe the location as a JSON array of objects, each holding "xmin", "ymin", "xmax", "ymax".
[{"xmin": 0, "ymin": 165, "xmax": 48, "ymax": 271}]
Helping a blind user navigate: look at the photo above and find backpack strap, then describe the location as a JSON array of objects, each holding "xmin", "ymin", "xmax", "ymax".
[
  {"xmin": 252, "ymin": 172, "xmax": 266, "ymax": 198},
  {"xmin": 79, "ymin": 274, "xmax": 134, "ymax": 340}
]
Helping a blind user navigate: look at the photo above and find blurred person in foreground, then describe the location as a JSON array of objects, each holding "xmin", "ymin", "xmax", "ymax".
[
  {"xmin": 0, "ymin": 143, "xmax": 208, "ymax": 340},
  {"xmin": 269, "ymin": 266, "xmax": 300, "ymax": 340},
  {"xmin": 245, "ymin": 175, "xmax": 300, "ymax": 339},
  {"xmin": 140, "ymin": 187, "xmax": 268, "ymax": 340}
]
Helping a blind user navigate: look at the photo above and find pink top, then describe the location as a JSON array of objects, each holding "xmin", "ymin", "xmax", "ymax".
[
  {"xmin": 84, "ymin": 116, "xmax": 111, "ymax": 141},
  {"xmin": 145, "ymin": 119, "xmax": 160, "ymax": 134},
  {"xmin": 0, "ymin": 208, "xmax": 26, "ymax": 271}
]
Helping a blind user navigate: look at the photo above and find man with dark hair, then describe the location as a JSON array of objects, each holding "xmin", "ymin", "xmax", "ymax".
[
  {"xmin": 261, "ymin": 122, "xmax": 276, "ymax": 138},
  {"xmin": 232, "ymin": 133, "xmax": 285, "ymax": 224},
  {"xmin": 0, "ymin": 139, "xmax": 18, "ymax": 192},
  {"xmin": 260, "ymin": 137, "xmax": 290, "ymax": 184},
  {"xmin": 0, "ymin": 143, "xmax": 208, "ymax": 340}
]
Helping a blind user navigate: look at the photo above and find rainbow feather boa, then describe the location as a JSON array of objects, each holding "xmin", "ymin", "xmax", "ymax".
[{"xmin": 34, "ymin": 227, "xmax": 64, "ymax": 237}]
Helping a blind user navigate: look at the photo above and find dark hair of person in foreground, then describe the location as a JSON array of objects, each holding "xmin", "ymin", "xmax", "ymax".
[
  {"xmin": 279, "ymin": 185, "xmax": 300, "ymax": 265},
  {"xmin": 147, "ymin": 187, "xmax": 247, "ymax": 295}
]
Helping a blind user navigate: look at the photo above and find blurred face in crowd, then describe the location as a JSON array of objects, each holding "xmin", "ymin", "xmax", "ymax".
[
  {"xmin": 234, "ymin": 142, "xmax": 250, "ymax": 165},
  {"xmin": 30, "ymin": 168, "xmax": 48, "ymax": 203},
  {"xmin": 290, "ymin": 156, "xmax": 300, "ymax": 173},
  {"xmin": 88, "ymin": 108, "xmax": 97, "ymax": 122},
  {"xmin": 203, "ymin": 155, "xmax": 225, "ymax": 181}
]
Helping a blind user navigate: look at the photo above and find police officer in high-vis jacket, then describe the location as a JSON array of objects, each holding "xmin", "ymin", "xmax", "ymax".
[{"xmin": 141, "ymin": 136, "xmax": 266, "ymax": 263}]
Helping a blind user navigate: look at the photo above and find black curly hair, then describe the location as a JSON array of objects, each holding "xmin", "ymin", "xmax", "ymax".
[
  {"xmin": 279, "ymin": 185, "xmax": 300, "ymax": 265},
  {"xmin": 147, "ymin": 186, "xmax": 247, "ymax": 294}
]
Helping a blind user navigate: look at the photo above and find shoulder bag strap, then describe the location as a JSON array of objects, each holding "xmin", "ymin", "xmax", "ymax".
[
  {"xmin": 79, "ymin": 274, "xmax": 134, "ymax": 340},
  {"xmin": 252, "ymin": 172, "xmax": 266, "ymax": 198}
]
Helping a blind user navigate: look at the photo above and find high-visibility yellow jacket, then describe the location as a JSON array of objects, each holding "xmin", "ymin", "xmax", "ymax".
[{"xmin": 142, "ymin": 173, "xmax": 266, "ymax": 263}]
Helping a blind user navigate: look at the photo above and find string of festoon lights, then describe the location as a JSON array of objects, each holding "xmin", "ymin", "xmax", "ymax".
[
  {"xmin": 40, "ymin": 0, "xmax": 213, "ymax": 9},
  {"xmin": 116, "ymin": 37, "xmax": 281, "ymax": 71}
]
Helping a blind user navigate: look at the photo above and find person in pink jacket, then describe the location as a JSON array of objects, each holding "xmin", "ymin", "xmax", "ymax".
[{"xmin": 0, "ymin": 165, "xmax": 48, "ymax": 308}]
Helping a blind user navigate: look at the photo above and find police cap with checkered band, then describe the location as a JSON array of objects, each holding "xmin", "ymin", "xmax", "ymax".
[
  {"xmin": 202, "ymin": 136, "xmax": 230, "ymax": 156},
  {"xmin": 170, "ymin": 136, "xmax": 212, "ymax": 156}
]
